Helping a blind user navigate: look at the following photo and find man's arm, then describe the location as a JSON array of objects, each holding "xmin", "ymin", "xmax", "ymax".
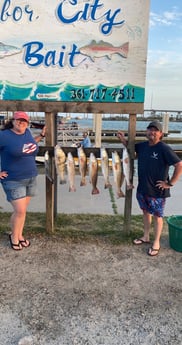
[
  {"xmin": 117, "ymin": 131, "xmax": 128, "ymax": 147},
  {"xmin": 156, "ymin": 160, "xmax": 182, "ymax": 190},
  {"xmin": 169, "ymin": 161, "xmax": 182, "ymax": 186}
]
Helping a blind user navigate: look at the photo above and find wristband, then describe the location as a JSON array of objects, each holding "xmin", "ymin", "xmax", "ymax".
[{"xmin": 168, "ymin": 181, "xmax": 173, "ymax": 186}]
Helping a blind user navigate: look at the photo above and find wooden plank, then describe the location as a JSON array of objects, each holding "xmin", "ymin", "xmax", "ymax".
[
  {"xmin": 45, "ymin": 112, "xmax": 57, "ymax": 233},
  {"xmin": 38, "ymin": 145, "xmax": 182, "ymax": 159},
  {"xmin": 38, "ymin": 146, "xmax": 123, "ymax": 158},
  {"xmin": 123, "ymin": 114, "xmax": 136, "ymax": 234},
  {"xmin": 0, "ymin": 100, "xmax": 144, "ymax": 114},
  {"xmin": 53, "ymin": 114, "xmax": 58, "ymax": 218},
  {"xmin": 94, "ymin": 114, "xmax": 102, "ymax": 147}
]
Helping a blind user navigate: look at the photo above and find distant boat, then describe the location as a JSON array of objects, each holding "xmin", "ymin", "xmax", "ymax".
[{"xmin": 30, "ymin": 120, "xmax": 45, "ymax": 129}]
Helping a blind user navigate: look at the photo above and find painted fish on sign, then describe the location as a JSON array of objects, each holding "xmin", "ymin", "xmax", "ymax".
[
  {"xmin": 80, "ymin": 40, "xmax": 129, "ymax": 62},
  {"xmin": 0, "ymin": 42, "xmax": 22, "ymax": 59}
]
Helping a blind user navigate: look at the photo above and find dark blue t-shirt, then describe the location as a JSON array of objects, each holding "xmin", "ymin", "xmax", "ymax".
[
  {"xmin": 135, "ymin": 141, "xmax": 181, "ymax": 198},
  {"xmin": 0, "ymin": 129, "xmax": 39, "ymax": 181}
]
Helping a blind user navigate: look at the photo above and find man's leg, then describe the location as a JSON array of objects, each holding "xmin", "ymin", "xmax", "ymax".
[{"xmin": 148, "ymin": 216, "xmax": 163, "ymax": 255}]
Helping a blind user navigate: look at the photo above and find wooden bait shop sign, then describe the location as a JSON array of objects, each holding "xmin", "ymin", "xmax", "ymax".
[{"xmin": 0, "ymin": 0, "xmax": 150, "ymax": 103}]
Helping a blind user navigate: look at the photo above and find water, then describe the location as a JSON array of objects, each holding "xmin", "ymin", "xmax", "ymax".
[{"xmin": 74, "ymin": 118, "xmax": 182, "ymax": 133}]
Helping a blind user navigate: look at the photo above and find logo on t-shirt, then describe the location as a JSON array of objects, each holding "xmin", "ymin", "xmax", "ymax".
[
  {"xmin": 22, "ymin": 143, "xmax": 37, "ymax": 154},
  {"xmin": 151, "ymin": 152, "xmax": 158, "ymax": 159}
]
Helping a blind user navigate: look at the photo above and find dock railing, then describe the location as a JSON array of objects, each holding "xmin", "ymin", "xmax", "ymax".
[{"xmin": 57, "ymin": 124, "xmax": 90, "ymax": 146}]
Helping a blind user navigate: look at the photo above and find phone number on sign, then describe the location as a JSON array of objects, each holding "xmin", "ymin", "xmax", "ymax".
[{"xmin": 70, "ymin": 87, "xmax": 135, "ymax": 102}]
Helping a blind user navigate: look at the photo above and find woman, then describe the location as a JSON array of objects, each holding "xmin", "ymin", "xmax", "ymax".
[{"xmin": 0, "ymin": 111, "xmax": 46, "ymax": 250}]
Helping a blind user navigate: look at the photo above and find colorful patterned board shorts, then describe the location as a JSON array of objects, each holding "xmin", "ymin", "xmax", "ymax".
[{"xmin": 136, "ymin": 192, "xmax": 166, "ymax": 217}]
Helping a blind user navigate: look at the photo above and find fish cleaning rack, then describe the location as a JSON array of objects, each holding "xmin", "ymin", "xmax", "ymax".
[{"xmin": 39, "ymin": 146, "xmax": 124, "ymax": 161}]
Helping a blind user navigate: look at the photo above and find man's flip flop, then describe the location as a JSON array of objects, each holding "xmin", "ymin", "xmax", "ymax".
[
  {"xmin": 148, "ymin": 247, "xmax": 160, "ymax": 257},
  {"xmin": 19, "ymin": 239, "xmax": 30, "ymax": 248},
  {"xmin": 133, "ymin": 238, "xmax": 150, "ymax": 245}
]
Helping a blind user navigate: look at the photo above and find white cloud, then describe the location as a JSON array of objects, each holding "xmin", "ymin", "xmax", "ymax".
[
  {"xmin": 145, "ymin": 5, "xmax": 182, "ymax": 109},
  {"xmin": 145, "ymin": 50, "xmax": 182, "ymax": 109},
  {"xmin": 150, "ymin": 7, "xmax": 182, "ymax": 27}
]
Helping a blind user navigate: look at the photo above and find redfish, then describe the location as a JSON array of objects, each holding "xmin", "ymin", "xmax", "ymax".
[
  {"xmin": 54, "ymin": 145, "xmax": 66, "ymax": 184},
  {"xmin": 112, "ymin": 151, "xmax": 125, "ymax": 198},
  {"xmin": 77, "ymin": 146, "xmax": 87, "ymax": 186},
  {"xmin": 67, "ymin": 152, "xmax": 76, "ymax": 192},
  {"xmin": 89, "ymin": 152, "xmax": 99, "ymax": 195},
  {"xmin": 100, "ymin": 148, "xmax": 112, "ymax": 189},
  {"xmin": 122, "ymin": 147, "xmax": 134, "ymax": 190},
  {"xmin": 80, "ymin": 40, "xmax": 129, "ymax": 62},
  {"xmin": 44, "ymin": 150, "xmax": 53, "ymax": 183}
]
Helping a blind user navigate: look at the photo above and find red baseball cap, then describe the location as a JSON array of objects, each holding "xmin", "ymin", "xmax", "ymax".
[{"xmin": 13, "ymin": 111, "xmax": 29, "ymax": 122}]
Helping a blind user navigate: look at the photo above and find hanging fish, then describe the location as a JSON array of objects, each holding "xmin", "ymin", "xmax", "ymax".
[
  {"xmin": 77, "ymin": 146, "xmax": 87, "ymax": 186},
  {"xmin": 54, "ymin": 145, "xmax": 66, "ymax": 184},
  {"xmin": 112, "ymin": 151, "xmax": 125, "ymax": 198},
  {"xmin": 122, "ymin": 147, "xmax": 134, "ymax": 190},
  {"xmin": 89, "ymin": 152, "xmax": 99, "ymax": 195},
  {"xmin": 67, "ymin": 152, "xmax": 76, "ymax": 192},
  {"xmin": 100, "ymin": 148, "xmax": 112, "ymax": 189},
  {"xmin": 44, "ymin": 150, "xmax": 53, "ymax": 183}
]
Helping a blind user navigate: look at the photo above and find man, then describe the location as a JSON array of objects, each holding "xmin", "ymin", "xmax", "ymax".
[
  {"xmin": 79, "ymin": 131, "xmax": 91, "ymax": 148},
  {"xmin": 118, "ymin": 120, "xmax": 182, "ymax": 256}
]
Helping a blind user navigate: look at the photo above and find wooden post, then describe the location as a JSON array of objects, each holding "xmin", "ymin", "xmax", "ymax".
[
  {"xmin": 94, "ymin": 113, "xmax": 102, "ymax": 147},
  {"xmin": 162, "ymin": 112, "xmax": 169, "ymax": 135},
  {"xmin": 54, "ymin": 114, "xmax": 58, "ymax": 218},
  {"xmin": 45, "ymin": 112, "xmax": 57, "ymax": 233},
  {"xmin": 93, "ymin": 114, "xmax": 96, "ymax": 132},
  {"xmin": 123, "ymin": 114, "xmax": 136, "ymax": 234}
]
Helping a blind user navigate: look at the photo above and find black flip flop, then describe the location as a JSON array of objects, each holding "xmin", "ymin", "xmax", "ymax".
[
  {"xmin": 19, "ymin": 239, "xmax": 31, "ymax": 248},
  {"xmin": 133, "ymin": 238, "xmax": 150, "ymax": 245},
  {"xmin": 148, "ymin": 247, "xmax": 160, "ymax": 257},
  {"xmin": 9, "ymin": 234, "xmax": 22, "ymax": 251}
]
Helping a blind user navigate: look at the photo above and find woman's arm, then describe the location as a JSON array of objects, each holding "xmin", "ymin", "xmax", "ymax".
[{"xmin": 34, "ymin": 126, "xmax": 46, "ymax": 143}]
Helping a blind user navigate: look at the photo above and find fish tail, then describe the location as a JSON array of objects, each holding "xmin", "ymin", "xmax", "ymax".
[
  {"xmin": 104, "ymin": 182, "xmax": 112, "ymax": 189},
  {"xmin": 120, "ymin": 42, "xmax": 129, "ymax": 58},
  {"xmin": 92, "ymin": 187, "xmax": 100, "ymax": 195},
  {"xmin": 80, "ymin": 179, "xmax": 86, "ymax": 186},
  {"xmin": 59, "ymin": 179, "xmax": 67, "ymax": 184},
  {"xmin": 117, "ymin": 190, "xmax": 125, "ymax": 198},
  {"xmin": 69, "ymin": 186, "xmax": 76, "ymax": 192},
  {"xmin": 126, "ymin": 184, "xmax": 134, "ymax": 190}
]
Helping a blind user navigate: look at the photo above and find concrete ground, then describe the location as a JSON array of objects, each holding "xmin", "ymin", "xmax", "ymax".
[{"xmin": 0, "ymin": 173, "xmax": 182, "ymax": 217}]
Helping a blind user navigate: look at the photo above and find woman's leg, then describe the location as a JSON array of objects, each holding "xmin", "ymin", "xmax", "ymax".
[{"xmin": 10, "ymin": 196, "xmax": 31, "ymax": 245}]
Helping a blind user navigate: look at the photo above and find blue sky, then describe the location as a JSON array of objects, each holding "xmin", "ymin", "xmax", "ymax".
[{"xmin": 144, "ymin": 0, "xmax": 182, "ymax": 111}]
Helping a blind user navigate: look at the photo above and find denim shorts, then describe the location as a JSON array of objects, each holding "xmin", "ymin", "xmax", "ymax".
[{"xmin": 1, "ymin": 177, "xmax": 37, "ymax": 202}]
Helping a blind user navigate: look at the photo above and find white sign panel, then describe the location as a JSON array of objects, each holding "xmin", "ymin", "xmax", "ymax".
[{"xmin": 0, "ymin": 0, "xmax": 150, "ymax": 103}]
